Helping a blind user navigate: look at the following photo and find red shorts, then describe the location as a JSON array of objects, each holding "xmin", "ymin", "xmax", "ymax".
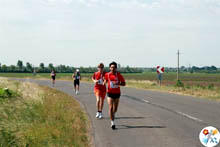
[{"xmin": 94, "ymin": 89, "xmax": 106, "ymax": 99}]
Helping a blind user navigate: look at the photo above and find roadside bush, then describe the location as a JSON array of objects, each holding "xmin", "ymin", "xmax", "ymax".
[
  {"xmin": 185, "ymin": 85, "xmax": 191, "ymax": 89},
  {"xmin": 175, "ymin": 80, "xmax": 184, "ymax": 88},
  {"xmin": 151, "ymin": 83, "xmax": 157, "ymax": 86},
  {"xmin": 0, "ymin": 88, "xmax": 13, "ymax": 98},
  {"xmin": 196, "ymin": 84, "xmax": 206, "ymax": 89},
  {"xmin": 0, "ymin": 87, "xmax": 19, "ymax": 99},
  {"xmin": 208, "ymin": 84, "xmax": 214, "ymax": 90}
]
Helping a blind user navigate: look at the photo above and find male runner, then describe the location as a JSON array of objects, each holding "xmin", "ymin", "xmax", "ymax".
[{"xmin": 104, "ymin": 61, "xmax": 126, "ymax": 129}]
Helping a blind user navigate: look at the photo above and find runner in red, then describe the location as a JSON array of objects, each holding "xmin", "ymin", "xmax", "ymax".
[
  {"xmin": 104, "ymin": 61, "xmax": 126, "ymax": 129},
  {"xmin": 92, "ymin": 63, "xmax": 106, "ymax": 119}
]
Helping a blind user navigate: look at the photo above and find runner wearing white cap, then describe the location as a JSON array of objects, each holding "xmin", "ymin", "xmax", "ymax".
[{"xmin": 72, "ymin": 69, "xmax": 81, "ymax": 94}]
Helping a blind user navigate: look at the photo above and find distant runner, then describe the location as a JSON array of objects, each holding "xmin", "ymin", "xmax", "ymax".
[
  {"xmin": 92, "ymin": 63, "xmax": 106, "ymax": 119},
  {"xmin": 50, "ymin": 70, "xmax": 56, "ymax": 87},
  {"xmin": 72, "ymin": 69, "xmax": 81, "ymax": 95},
  {"xmin": 104, "ymin": 61, "xmax": 126, "ymax": 129}
]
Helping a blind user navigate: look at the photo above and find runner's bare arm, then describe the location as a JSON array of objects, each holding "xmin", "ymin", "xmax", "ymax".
[
  {"xmin": 118, "ymin": 74, "xmax": 126, "ymax": 86},
  {"xmin": 103, "ymin": 78, "xmax": 107, "ymax": 85},
  {"xmin": 92, "ymin": 77, "xmax": 98, "ymax": 83}
]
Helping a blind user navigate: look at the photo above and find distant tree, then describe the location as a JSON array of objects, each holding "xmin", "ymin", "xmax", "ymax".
[
  {"xmin": 210, "ymin": 66, "xmax": 217, "ymax": 71},
  {"xmin": 26, "ymin": 62, "xmax": 33, "ymax": 72},
  {"xmin": 1, "ymin": 65, "xmax": 7, "ymax": 72},
  {"xmin": 39, "ymin": 63, "xmax": 45, "ymax": 72},
  {"xmin": 118, "ymin": 64, "xmax": 121, "ymax": 69},
  {"xmin": 48, "ymin": 63, "xmax": 54, "ymax": 71},
  {"xmin": 126, "ymin": 66, "xmax": 131, "ymax": 73},
  {"xmin": 17, "ymin": 60, "xmax": 23, "ymax": 71},
  {"xmin": 9, "ymin": 65, "xmax": 16, "ymax": 72},
  {"xmin": 66, "ymin": 66, "xmax": 73, "ymax": 73},
  {"xmin": 57, "ymin": 65, "xmax": 66, "ymax": 73},
  {"xmin": 192, "ymin": 66, "xmax": 199, "ymax": 72},
  {"xmin": 87, "ymin": 67, "xmax": 94, "ymax": 73}
]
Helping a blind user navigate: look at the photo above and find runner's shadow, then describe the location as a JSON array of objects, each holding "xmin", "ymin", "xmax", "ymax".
[
  {"xmin": 115, "ymin": 117, "xmax": 145, "ymax": 120},
  {"xmin": 116, "ymin": 125, "xmax": 166, "ymax": 130},
  {"xmin": 102, "ymin": 117, "xmax": 145, "ymax": 120}
]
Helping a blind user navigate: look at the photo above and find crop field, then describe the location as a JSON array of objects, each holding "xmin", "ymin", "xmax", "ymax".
[
  {"xmin": 1, "ymin": 72, "xmax": 220, "ymax": 99},
  {"xmin": 0, "ymin": 72, "xmax": 219, "ymax": 87}
]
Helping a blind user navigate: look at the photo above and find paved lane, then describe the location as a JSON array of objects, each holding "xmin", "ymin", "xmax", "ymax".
[{"xmin": 17, "ymin": 79, "xmax": 220, "ymax": 147}]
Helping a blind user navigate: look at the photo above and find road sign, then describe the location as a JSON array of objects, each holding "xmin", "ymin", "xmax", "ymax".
[{"xmin": 157, "ymin": 66, "xmax": 164, "ymax": 74}]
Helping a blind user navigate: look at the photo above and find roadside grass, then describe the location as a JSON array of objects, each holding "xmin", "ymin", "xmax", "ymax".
[
  {"xmin": 0, "ymin": 78, "xmax": 90, "ymax": 147},
  {"xmin": 172, "ymin": 84, "xmax": 220, "ymax": 100},
  {"xmin": 126, "ymin": 80, "xmax": 220, "ymax": 100}
]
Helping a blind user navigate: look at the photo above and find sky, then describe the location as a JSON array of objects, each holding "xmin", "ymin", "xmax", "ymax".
[{"xmin": 0, "ymin": 0, "xmax": 220, "ymax": 67}]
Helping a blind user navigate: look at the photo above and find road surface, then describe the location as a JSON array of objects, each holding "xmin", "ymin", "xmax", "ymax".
[{"xmin": 16, "ymin": 79, "xmax": 220, "ymax": 147}]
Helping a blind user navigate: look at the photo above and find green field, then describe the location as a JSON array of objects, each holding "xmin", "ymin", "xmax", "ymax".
[
  {"xmin": 0, "ymin": 72, "xmax": 220, "ymax": 87},
  {"xmin": 1, "ymin": 72, "xmax": 220, "ymax": 100}
]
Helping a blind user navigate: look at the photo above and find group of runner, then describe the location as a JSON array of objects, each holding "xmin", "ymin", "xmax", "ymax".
[
  {"xmin": 92, "ymin": 62, "xmax": 126, "ymax": 129},
  {"xmin": 50, "ymin": 68, "xmax": 81, "ymax": 94},
  {"xmin": 50, "ymin": 61, "xmax": 126, "ymax": 129}
]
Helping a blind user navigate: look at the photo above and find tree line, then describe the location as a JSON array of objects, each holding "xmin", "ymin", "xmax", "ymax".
[
  {"xmin": 0, "ymin": 60, "xmax": 219, "ymax": 73},
  {"xmin": 0, "ymin": 60, "xmax": 143, "ymax": 73}
]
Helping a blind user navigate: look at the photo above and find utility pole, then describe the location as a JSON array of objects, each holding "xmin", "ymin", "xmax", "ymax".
[
  {"xmin": 177, "ymin": 50, "xmax": 180, "ymax": 81},
  {"xmin": 189, "ymin": 64, "xmax": 191, "ymax": 72}
]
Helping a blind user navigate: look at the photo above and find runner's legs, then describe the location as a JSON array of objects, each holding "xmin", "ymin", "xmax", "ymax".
[
  {"xmin": 100, "ymin": 97, "xmax": 104, "ymax": 111},
  {"xmin": 96, "ymin": 95, "xmax": 101, "ymax": 111},
  {"xmin": 113, "ymin": 98, "xmax": 119, "ymax": 114},
  {"xmin": 107, "ymin": 97, "xmax": 114, "ymax": 120}
]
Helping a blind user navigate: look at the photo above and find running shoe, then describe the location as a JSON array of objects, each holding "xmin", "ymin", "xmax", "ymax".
[
  {"xmin": 111, "ymin": 124, "xmax": 116, "ymax": 130},
  {"xmin": 98, "ymin": 113, "xmax": 103, "ymax": 119},
  {"xmin": 95, "ymin": 112, "xmax": 100, "ymax": 118},
  {"xmin": 111, "ymin": 121, "xmax": 116, "ymax": 130},
  {"xmin": 76, "ymin": 91, "xmax": 79, "ymax": 95}
]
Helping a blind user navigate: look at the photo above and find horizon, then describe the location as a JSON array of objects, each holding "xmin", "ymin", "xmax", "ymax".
[{"xmin": 0, "ymin": 61, "xmax": 219, "ymax": 69}]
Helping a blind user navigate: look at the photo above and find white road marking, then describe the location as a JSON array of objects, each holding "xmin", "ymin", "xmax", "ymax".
[
  {"xmin": 141, "ymin": 98, "xmax": 203, "ymax": 123},
  {"xmin": 142, "ymin": 99, "xmax": 150, "ymax": 103},
  {"xmin": 176, "ymin": 111, "xmax": 203, "ymax": 122}
]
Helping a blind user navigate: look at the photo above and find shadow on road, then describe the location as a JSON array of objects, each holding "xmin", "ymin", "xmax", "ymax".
[
  {"xmin": 115, "ymin": 117, "xmax": 145, "ymax": 120},
  {"xmin": 101, "ymin": 117, "xmax": 146, "ymax": 120},
  {"xmin": 116, "ymin": 125, "xmax": 166, "ymax": 130}
]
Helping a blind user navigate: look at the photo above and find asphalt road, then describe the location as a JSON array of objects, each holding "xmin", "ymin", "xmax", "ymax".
[{"xmin": 17, "ymin": 79, "xmax": 220, "ymax": 147}]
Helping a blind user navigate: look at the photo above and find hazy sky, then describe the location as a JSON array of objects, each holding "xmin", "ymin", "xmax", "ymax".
[{"xmin": 0, "ymin": 0, "xmax": 220, "ymax": 67}]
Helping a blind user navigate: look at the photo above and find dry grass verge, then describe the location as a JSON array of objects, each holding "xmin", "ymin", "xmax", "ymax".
[
  {"xmin": 0, "ymin": 78, "xmax": 90, "ymax": 147},
  {"xmin": 126, "ymin": 80, "xmax": 220, "ymax": 100}
]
